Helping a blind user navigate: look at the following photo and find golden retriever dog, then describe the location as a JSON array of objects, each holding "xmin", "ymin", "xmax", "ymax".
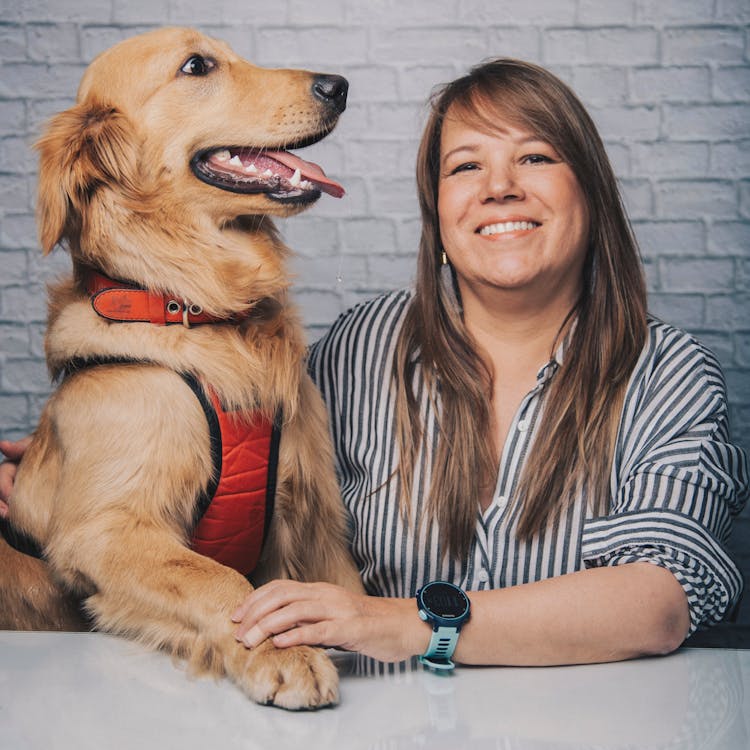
[{"xmin": 0, "ymin": 27, "xmax": 362, "ymax": 710}]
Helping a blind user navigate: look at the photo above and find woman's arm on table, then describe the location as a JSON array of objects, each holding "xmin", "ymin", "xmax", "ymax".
[{"xmin": 232, "ymin": 561, "xmax": 689, "ymax": 666}]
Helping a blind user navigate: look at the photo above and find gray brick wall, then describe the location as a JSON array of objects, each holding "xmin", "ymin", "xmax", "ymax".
[{"xmin": 1, "ymin": 1, "xmax": 749, "ymax": 623}]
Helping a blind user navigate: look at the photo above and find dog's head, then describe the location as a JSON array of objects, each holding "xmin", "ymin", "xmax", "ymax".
[{"xmin": 34, "ymin": 27, "xmax": 346, "ymax": 309}]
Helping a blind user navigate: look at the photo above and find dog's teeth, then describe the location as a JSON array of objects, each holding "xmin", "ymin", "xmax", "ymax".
[
  {"xmin": 300, "ymin": 180, "xmax": 313, "ymax": 189},
  {"xmin": 263, "ymin": 169, "xmax": 274, "ymax": 177},
  {"xmin": 215, "ymin": 150, "xmax": 231, "ymax": 162},
  {"xmin": 229, "ymin": 156, "xmax": 243, "ymax": 167},
  {"xmin": 289, "ymin": 168, "xmax": 302, "ymax": 187},
  {"xmin": 244, "ymin": 163, "xmax": 258, "ymax": 173}
]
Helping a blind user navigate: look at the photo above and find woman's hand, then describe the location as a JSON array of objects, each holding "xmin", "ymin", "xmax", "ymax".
[
  {"xmin": 231, "ymin": 580, "xmax": 429, "ymax": 663},
  {"xmin": 0, "ymin": 436, "xmax": 31, "ymax": 518}
]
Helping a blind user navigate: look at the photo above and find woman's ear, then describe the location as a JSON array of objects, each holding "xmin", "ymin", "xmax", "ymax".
[{"xmin": 34, "ymin": 101, "xmax": 139, "ymax": 254}]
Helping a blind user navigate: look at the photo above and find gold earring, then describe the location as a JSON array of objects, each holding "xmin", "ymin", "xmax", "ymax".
[{"xmin": 441, "ymin": 251, "xmax": 448, "ymax": 265}]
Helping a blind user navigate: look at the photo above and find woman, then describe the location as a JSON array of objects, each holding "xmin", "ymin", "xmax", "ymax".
[{"xmin": 2, "ymin": 59, "xmax": 747, "ymax": 667}]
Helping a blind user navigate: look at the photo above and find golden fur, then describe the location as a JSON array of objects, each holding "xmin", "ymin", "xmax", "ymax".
[{"xmin": 0, "ymin": 27, "xmax": 362, "ymax": 709}]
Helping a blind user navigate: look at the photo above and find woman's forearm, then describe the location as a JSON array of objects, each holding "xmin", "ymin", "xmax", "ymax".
[{"xmin": 454, "ymin": 562, "xmax": 690, "ymax": 666}]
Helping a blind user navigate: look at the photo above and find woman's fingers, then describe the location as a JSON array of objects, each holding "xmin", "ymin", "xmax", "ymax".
[{"xmin": 0, "ymin": 436, "xmax": 32, "ymax": 461}]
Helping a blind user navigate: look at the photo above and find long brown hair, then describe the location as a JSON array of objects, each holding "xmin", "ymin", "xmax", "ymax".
[{"xmin": 393, "ymin": 59, "xmax": 647, "ymax": 558}]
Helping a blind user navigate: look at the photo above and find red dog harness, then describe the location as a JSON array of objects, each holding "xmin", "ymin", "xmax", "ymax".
[{"xmin": 182, "ymin": 373, "xmax": 280, "ymax": 577}]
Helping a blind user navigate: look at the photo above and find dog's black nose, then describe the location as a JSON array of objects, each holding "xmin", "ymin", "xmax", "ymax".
[{"xmin": 312, "ymin": 74, "xmax": 348, "ymax": 114}]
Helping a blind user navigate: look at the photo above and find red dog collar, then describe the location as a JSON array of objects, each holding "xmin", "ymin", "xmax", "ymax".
[{"xmin": 84, "ymin": 270, "xmax": 249, "ymax": 327}]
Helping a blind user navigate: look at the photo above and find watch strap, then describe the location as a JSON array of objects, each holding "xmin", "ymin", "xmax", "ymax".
[{"xmin": 418, "ymin": 624, "xmax": 460, "ymax": 671}]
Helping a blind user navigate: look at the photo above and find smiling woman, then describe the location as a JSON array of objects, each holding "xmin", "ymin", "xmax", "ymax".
[{"xmin": 230, "ymin": 58, "xmax": 748, "ymax": 670}]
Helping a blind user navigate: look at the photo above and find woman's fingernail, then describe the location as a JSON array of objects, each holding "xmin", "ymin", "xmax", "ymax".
[{"xmin": 242, "ymin": 625, "xmax": 263, "ymax": 648}]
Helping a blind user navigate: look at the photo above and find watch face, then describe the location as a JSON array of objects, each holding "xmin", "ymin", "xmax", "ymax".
[{"xmin": 421, "ymin": 582, "xmax": 469, "ymax": 619}]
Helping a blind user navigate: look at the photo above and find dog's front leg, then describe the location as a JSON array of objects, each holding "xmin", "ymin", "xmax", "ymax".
[{"xmin": 60, "ymin": 526, "xmax": 339, "ymax": 709}]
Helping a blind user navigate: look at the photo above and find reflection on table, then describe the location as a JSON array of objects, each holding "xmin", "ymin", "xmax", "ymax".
[{"xmin": 0, "ymin": 631, "xmax": 747, "ymax": 749}]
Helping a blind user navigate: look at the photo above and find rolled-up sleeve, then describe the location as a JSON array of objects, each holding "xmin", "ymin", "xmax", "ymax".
[{"xmin": 581, "ymin": 326, "xmax": 749, "ymax": 633}]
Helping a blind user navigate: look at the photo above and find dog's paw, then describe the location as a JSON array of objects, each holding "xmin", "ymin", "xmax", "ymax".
[{"xmin": 241, "ymin": 641, "xmax": 339, "ymax": 710}]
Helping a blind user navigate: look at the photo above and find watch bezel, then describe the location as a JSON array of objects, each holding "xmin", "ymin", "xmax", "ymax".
[{"xmin": 417, "ymin": 580, "xmax": 471, "ymax": 627}]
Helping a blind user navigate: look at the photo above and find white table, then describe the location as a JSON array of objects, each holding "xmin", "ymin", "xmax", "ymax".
[{"xmin": 1, "ymin": 631, "xmax": 748, "ymax": 749}]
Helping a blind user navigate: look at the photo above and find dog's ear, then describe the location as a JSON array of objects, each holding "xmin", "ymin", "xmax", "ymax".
[{"xmin": 34, "ymin": 101, "xmax": 139, "ymax": 254}]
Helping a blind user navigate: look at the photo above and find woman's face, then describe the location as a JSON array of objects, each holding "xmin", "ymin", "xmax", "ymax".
[{"xmin": 437, "ymin": 106, "xmax": 589, "ymax": 312}]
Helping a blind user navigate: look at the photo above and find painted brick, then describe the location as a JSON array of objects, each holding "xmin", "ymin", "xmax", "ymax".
[
  {"xmin": 294, "ymin": 289, "xmax": 342, "ymax": 327},
  {"xmin": 693, "ymin": 330, "xmax": 735, "ymax": 363},
  {"xmin": 713, "ymin": 66, "xmax": 750, "ymax": 103},
  {"xmin": 577, "ymin": 0, "xmax": 636, "ymax": 25},
  {"xmin": 369, "ymin": 102, "xmax": 426, "ymax": 139},
  {"xmin": 740, "ymin": 181, "xmax": 750, "ymax": 219},
  {"xmin": 0, "ymin": 395, "xmax": 28, "ymax": 427},
  {"xmin": 0, "ymin": 177, "xmax": 31, "ymax": 212},
  {"xmin": 0, "ymin": 250, "xmax": 27, "ymax": 285},
  {"xmin": 708, "ymin": 222, "xmax": 750, "ymax": 258},
  {"xmin": 346, "ymin": 66, "xmax": 399, "ymax": 103},
  {"xmin": 605, "ymin": 142, "xmax": 631, "ymax": 177},
  {"xmin": 619, "ymin": 179, "xmax": 654, "ymax": 219},
  {"xmin": 0, "ymin": 357, "xmax": 51, "ymax": 392},
  {"xmin": 306, "ymin": 176, "xmax": 368, "ymax": 219},
  {"xmin": 664, "ymin": 104, "xmax": 750, "ymax": 140},
  {"xmin": 0, "ymin": 324, "xmax": 30, "ymax": 356},
  {"xmin": 0, "ymin": 285, "xmax": 47, "ymax": 323},
  {"xmin": 635, "ymin": 0, "xmax": 714, "ymax": 24},
  {"xmin": 588, "ymin": 104, "xmax": 661, "ymax": 140},
  {"xmin": 112, "ymin": 0, "xmax": 171, "ymax": 25},
  {"xmin": 369, "ymin": 177, "xmax": 419, "ymax": 216},
  {"xmin": 346, "ymin": 140, "xmax": 412, "ymax": 177},
  {"xmin": 736, "ymin": 332, "xmax": 750, "ymax": 368},
  {"xmin": 661, "ymin": 258, "xmax": 735, "ymax": 292},
  {"xmin": 0, "ymin": 213, "xmax": 37, "ymax": 250},
  {"xmin": 80, "ymin": 26, "xmax": 151, "ymax": 62},
  {"xmin": 709, "ymin": 138, "xmax": 750, "ymax": 179},
  {"xmin": 371, "ymin": 27, "xmax": 488, "ymax": 67},
  {"xmin": 460, "ymin": 0, "xmax": 576, "ymax": 24},
  {"xmin": 634, "ymin": 221, "xmax": 706, "ymax": 257},
  {"xmin": 486, "ymin": 27, "xmax": 541, "ymax": 63},
  {"xmin": 27, "ymin": 24, "xmax": 81, "ymax": 62},
  {"xmin": 278, "ymin": 216, "xmax": 339, "ymax": 257},
  {"xmin": 0, "ymin": 24, "xmax": 27, "ymax": 61},
  {"xmin": 632, "ymin": 142, "xmax": 710, "ymax": 177},
  {"xmin": 571, "ymin": 66, "xmax": 628, "ymax": 105},
  {"xmin": 648, "ymin": 292, "xmax": 705, "ymax": 328},
  {"xmin": 0, "ymin": 0, "xmax": 111, "ymax": 24},
  {"xmin": 706, "ymin": 294, "xmax": 750, "ymax": 330},
  {"xmin": 663, "ymin": 27, "xmax": 746, "ymax": 66},
  {"xmin": 27, "ymin": 247, "xmax": 73, "ymax": 284},
  {"xmin": 544, "ymin": 28, "xmax": 659, "ymax": 66},
  {"xmin": 257, "ymin": 27, "xmax": 369, "ymax": 67},
  {"xmin": 655, "ymin": 180, "xmax": 738, "ymax": 219},
  {"xmin": 399, "ymin": 65, "xmax": 457, "ymax": 101},
  {"xmin": 340, "ymin": 218, "xmax": 398, "ymax": 256},
  {"xmin": 170, "ymin": 0, "xmax": 288, "ymax": 26},
  {"xmin": 630, "ymin": 67, "xmax": 712, "ymax": 104},
  {"xmin": 349, "ymin": 0, "xmax": 458, "ymax": 24},
  {"xmin": 0, "ymin": 62, "xmax": 86, "ymax": 99},
  {"xmin": 0, "ymin": 136, "xmax": 39, "ymax": 174},
  {"xmin": 292, "ymin": 254, "xmax": 367, "ymax": 287},
  {"xmin": 365, "ymin": 254, "xmax": 416, "ymax": 289},
  {"xmin": 715, "ymin": 0, "xmax": 750, "ymax": 24},
  {"xmin": 0, "ymin": 101, "xmax": 26, "ymax": 136}
]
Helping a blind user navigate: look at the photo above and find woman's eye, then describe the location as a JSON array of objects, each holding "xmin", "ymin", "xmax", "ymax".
[
  {"xmin": 522, "ymin": 153, "xmax": 554, "ymax": 165},
  {"xmin": 180, "ymin": 55, "xmax": 214, "ymax": 76},
  {"xmin": 449, "ymin": 162, "xmax": 479, "ymax": 175}
]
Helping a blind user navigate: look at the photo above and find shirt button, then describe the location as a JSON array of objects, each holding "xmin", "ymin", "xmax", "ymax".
[
  {"xmin": 477, "ymin": 569, "xmax": 489, "ymax": 583},
  {"xmin": 496, "ymin": 495, "xmax": 507, "ymax": 509},
  {"xmin": 518, "ymin": 419, "xmax": 529, "ymax": 432}
]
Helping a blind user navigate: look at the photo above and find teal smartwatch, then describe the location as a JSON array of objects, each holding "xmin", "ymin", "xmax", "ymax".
[{"xmin": 416, "ymin": 580, "xmax": 471, "ymax": 671}]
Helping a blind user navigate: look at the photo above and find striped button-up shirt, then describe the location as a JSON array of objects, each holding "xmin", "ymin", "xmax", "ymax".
[{"xmin": 308, "ymin": 289, "xmax": 748, "ymax": 632}]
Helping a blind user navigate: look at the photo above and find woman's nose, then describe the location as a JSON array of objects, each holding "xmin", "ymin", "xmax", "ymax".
[{"xmin": 480, "ymin": 164, "xmax": 523, "ymax": 203}]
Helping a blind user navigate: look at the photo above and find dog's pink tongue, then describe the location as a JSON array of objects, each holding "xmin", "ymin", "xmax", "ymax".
[{"xmin": 266, "ymin": 150, "xmax": 345, "ymax": 198}]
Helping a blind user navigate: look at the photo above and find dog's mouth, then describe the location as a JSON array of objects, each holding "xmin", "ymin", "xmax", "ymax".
[{"xmin": 191, "ymin": 146, "xmax": 345, "ymax": 203}]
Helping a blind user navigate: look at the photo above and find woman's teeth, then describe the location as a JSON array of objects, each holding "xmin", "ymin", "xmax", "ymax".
[{"xmin": 479, "ymin": 220, "xmax": 539, "ymax": 235}]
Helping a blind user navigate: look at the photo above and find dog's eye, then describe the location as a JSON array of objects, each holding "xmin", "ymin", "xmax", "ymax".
[{"xmin": 180, "ymin": 55, "xmax": 214, "ymax": 76}]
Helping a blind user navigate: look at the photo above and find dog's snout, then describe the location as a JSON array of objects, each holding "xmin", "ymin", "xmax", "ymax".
[{"xmin": 312, "ymin": 75, "xmax": 348, "ymax": 114}]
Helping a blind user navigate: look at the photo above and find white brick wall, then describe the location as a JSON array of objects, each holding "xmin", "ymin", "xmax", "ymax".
[{"xmin": 1, "ymin": 0, "xmax": 749, "ymax": 613}]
